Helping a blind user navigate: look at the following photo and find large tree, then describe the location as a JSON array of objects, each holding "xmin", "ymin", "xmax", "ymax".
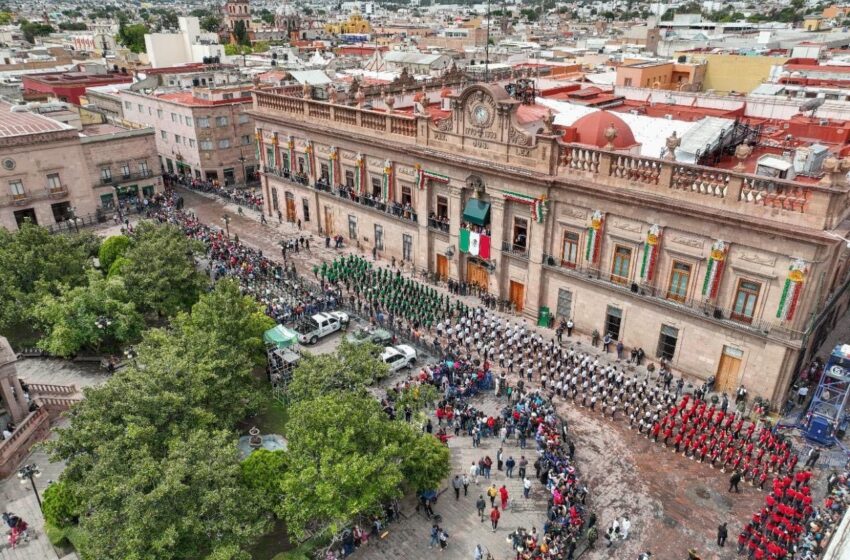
[
  {"xmin": 278, "ymin": 392, "xmax": 449, "ymax": 538},
  {"xmin": 32, "ymin": 270, "xmax": 144, "ymax": 357},
  {"xmin": 120, "ymin": 222, "xmax": 207, "ymax": 317},
  {"xmin": 287, "ymin": 339, "xmax": 388, "ymax": 403},
  {"xmin": 0, "ymin": 223, "xmax": 99, "ymax": 341}
]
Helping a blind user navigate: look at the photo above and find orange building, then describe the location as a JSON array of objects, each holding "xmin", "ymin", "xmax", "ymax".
[
  {"xmin": 821, "ymin": 4, "xmax": 850, "ymax": 19},
  {"xmin": 615, "ymin": 60, "xmax": 706, "ymax": 91}
]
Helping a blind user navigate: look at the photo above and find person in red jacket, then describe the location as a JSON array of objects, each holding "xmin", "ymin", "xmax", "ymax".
[
  {"xmin": 489, "ymin": 506, "xmax": 500, "ymax": 532},
  {"xmin": 499, "ymin": 485, "xmax": 509, "ymax": 510}
]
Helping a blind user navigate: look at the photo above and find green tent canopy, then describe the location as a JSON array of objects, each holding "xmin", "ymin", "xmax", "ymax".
[{"xmin": 264, "ymin": 325, "xmax": 298, "ymax": 349}]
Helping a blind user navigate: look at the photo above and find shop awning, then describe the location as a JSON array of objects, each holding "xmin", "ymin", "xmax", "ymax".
[
  {"xmin": 462, "ymin": 199, "xmax": 491, "ymax": 226},
  {"xmin": 263, "ymin": 325, "xmax": 298, "ymax": 349}
]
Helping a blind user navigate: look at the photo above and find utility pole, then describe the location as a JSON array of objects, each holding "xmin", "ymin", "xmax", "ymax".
[{"xmin": 485, "ymin": 0, "xmax": 491, "ymax": 82}]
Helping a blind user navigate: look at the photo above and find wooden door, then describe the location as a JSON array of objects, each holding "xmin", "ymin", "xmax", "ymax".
[
  {"xmin": 466, "ymin": 262, "xmax": 488, "ymax": 289},
  {"xmin": 509, "ymin": 281, "xmax": 525, "ymax": 313},
  {"xmin": 715, "ymin": 347, "xmax": 743, "ymax": 393},
  {"xmin": 436, "ymin": 254, "xmax": 448, "ymax": 280},
  {"xmin": 285, "ymin": 194, "xmax": 296, "ymax": 222},
  {"xmin": 323, "ymin": 206, "xmax": 334, "ymax": 236}
]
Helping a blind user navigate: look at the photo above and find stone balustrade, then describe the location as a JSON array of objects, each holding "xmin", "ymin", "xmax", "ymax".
[{"xmin": 0, "ymin": 407, "xmax": 50, "ymax": 477}]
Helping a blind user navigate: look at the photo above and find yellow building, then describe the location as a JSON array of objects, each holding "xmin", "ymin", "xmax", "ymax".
[
  {"xmin": 803, "ymin": 15, "xmax": 824, "ymax": 31},
  {"xmin": 674, "ymin": 52, "xmax": 789, "ymax": 94},
  {"xmin": 324, "ymin": 12, "xmax": 373, "ymax": 35}
]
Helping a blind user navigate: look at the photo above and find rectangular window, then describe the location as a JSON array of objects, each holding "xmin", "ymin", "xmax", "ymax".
[
  {"xmin": 561, "ymin": 230, "xmax": 580, "ymax": 268},
  {"xmin": 137, "ymin": 104, "xmax": 143, "ymax": 113},
  {"xmin": 605, "ymin": 305, "xmax": 622, "ymax": 340},
  {"xmin": 401, "ymin": 185, "xmax": 412, "ymax": 205},
  {"xmin": 200, "ymin": 140, "xmax": 214, "ymax": 150},
  {"xmin": 9, "ymin": 179, "xmax": 24, "ymax": 196},
  {"xmin": 46, "ymin": 173, "xmax": 61, "ymax": 190},
  {"xmin": 185, "ymin": 116, "xmax": 193, "ymax": 126},
  {"xmin": 160, "ymin": 130, "xmax": 167, "ymax": 140},
  {"xmin": 348, "ymin": 214, "xmax": 357, "ymax": 240},
  {"xmin": 320, "ymin": 163, "xmax": 329, "ymax": 182},
  {"xmin": 624, "ymin": 77, "xmax": 633, "ymax": 87},
  {"xmin": 732, "ymin": 279, "xmax": 761, "ymax": 324},
  {"xmin": 188, "ymin": 138, "xmax": 196, "ymax": 148},
  {"xmin": 667, "ymin": 261, "xmax": 691, "ymax": 302},
  {"xmin": 171, "ymin": 112, "xmax": 177, "ymax": 122},
  {"xmin": 302, "ymin": 198, "xmax": 310, "ymax": 222},
  {"xmin": 657, "ymin": 324, "xmax": 679, "ymax": 360},
  {"xmin": 124, "ymin": 100, "xmax": 131, "ymax": 109},
  {"xmin": 282, "ymin": 153, "xmax": 290, "ymax": 172},
  {"xmin": 345, "ymin": 170, "xmax": 354, "ymax": 188},
  {"xmin": 611, "ymin": 245, "xmax": 632, "ymax": 285},
  {"xmin": 216, "ymin": 116, "xmax": 229, "ymax": 126},
  {"xmin": 148, "ymin": 107, "xmax": 152, "ymax": 115},
  {"xmin": 138, "ymin": 161, "xmax": 149, "ymax": 175},
  {"xmin": 436, "ymin": 195, "xmax": 448, "ymax": 218},
  {"xmin": 175, "ymin": 134, "xmax": 181, "ymax": 144},
  {"xmin": 238, "ymin": 113, "xmax": 250, "ymax": 124},
  {"xmin": 403, "ymin": 233, "xmax": 413, "ymax": 262},
  {"xmin": 223, "ymin": 93, "xmax": 234, "ymax": 100},
  {"xmin": 241, "ymin": 134, "xmax": 251, "ymax": 145},
  {"xmin": 157, "ymin": 109, "xmax": 163, "ymax": 119},
  {"xmin": 100, "ymin": 168, "xmax": 112, "ymax": 183},
  {"xmin": 218, "ymin": 138, "xmax": 231, "ymax": 149},
  {"xmin": 371, "ymin": 177, "xmax": 381, "ymax": 198},
  {"xmin": 513, "ymin": 217, "xmax": 528, "ymax": 250},
  {"xmin": 556, "ymin": 288, "xmax": 573, "ymax": 319},
  {"xmin": 120, "ymin": 162, "xmax": 131, "ymax": 178},
  {"xmin": 198, "ymin": 117, "xmax": 210, "ymax": 128},
  {"xmin": 374, "ymin": 224, "xmax": 384, "ymax": 250}
]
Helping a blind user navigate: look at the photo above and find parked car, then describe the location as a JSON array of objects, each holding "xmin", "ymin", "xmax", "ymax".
[
  {"xmin": 295, "ymin": 312, "xmax": 349, "ymax": 345},
  {"xmin": 345, "ymin": 327, "xmax": 394, "ymax": 347},
  {"xmin": 380, "ymin": 344, "xmax": 417, "ymax": 372}
]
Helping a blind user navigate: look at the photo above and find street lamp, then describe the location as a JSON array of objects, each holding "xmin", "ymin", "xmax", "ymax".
[
  {"xmin": 17, "ymin": 464, "xmax": 42, "ymax": 510},
  {"xmin": 95, "ymin": 316, "xmax": 112, "ymax": 330},
  {"xmin": 222, "ymin": 214, "xmax": 231, "ymax": 238}
]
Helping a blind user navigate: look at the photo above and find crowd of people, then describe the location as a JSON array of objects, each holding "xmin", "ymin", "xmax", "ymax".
[{"xmin": 164, "ymin": 172, "xmax": 264, "ymax": 210}]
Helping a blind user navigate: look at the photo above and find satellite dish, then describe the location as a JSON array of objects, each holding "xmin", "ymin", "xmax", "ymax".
[{"xmin": 800, "ymin": 97, "xmax": 826, "ymax": 117}]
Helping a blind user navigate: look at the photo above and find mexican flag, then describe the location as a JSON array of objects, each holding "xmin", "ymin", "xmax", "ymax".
[{"xmin": 459, "ymin": 229, "xmax": 491, "ymax": 259}]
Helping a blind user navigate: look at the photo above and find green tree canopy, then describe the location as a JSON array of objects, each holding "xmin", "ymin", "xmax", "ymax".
[
  {"xmin": 233, "ymin": 20, "xmax": 250, "ymax": 46},
  {"xmin": 241, "ymin": 449, "xmax": 287, "ymax": 511},
  {"xmin": 32, "ymin": 270, "xmax": 144, "ymax": 357},
  {"xmin": 287, "ymin": 339, "xmax": 389, "ymax": 403},
  {"xmin": 42, "ymin": 481, "xmax": 83, "ymax": 529},
  {"xmin": 278, "ymin": 392, "xmax": 449, "ymax": 538},
  {"xmin": 97, "ymin": 234, "xmax": 130, "ymax": 273},
  {"xmin": 120, "ymin": 222, "xmax": 207, "ymax": 316},
  {"xmin": 0, "ymin": 223, "xmax": 99, "ymax": 341},
  {"xmin": 20, "ymin": 19, "xmax": 54, "ymax": 43},
  {"xmin": 118, "ymin": 22, "xmax": 148, "ymax": 53}
]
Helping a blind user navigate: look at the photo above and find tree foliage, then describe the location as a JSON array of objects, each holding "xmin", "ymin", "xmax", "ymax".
[
  {"xmin": 20, "ymin": 19, "xmax": 54, "ymax": 43},
  {"xmin": 233, "ymin": 20, "xmax": 250, "ymax": 46},
  {"xmin": 32, "ymin": 270, "xmax": 144, "ymax": 357},
  {"xmin": 278, "ymin": 392, "xmax": 450, "ymax": 538},
  {"xmin": 120, "ymin": 222, "xmax": 207, "ymax": 316},
  {"xmin": 118, "ymin": 22, "xmax": 148, "ymax": 53},
  {"xmin": 46, "ymin": 281, "xmax": 272, "ymax": 559},
  {"xmin": 97, "ymin": 234, "xmax": 130, "ymax": 273},
  {"xmin": 42, "ymin": 481, "xmax": 83, "ymax": 529},
  {"xmin": 241, "ymin": 449, "xmax": 287, "ymax": 511},
  {"xmin": 0, "ymin": 223, "xmax": 99, "ymax": 340},
  {"xmin": 287, "ymin": 339, "xmax": 389, "ymax": 403}
]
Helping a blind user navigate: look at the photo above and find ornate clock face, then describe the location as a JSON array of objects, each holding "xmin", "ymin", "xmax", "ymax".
[{"xmin": 472, "ymin": 105, "xmax": 490, "ymax": 126}]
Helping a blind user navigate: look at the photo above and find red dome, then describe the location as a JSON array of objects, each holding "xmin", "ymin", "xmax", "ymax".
[{"xmin": 572, "ymin": 111, "xmax": 637, "ymax": 149}]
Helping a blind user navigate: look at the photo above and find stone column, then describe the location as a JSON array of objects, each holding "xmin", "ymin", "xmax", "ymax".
[
  {"xmin": 523, "ymin": 208, "xmax": 547, "ymax": 321},
  {"xmin": 0, "ymin": 337, "xmax": 26, "ymax": 423},
  {"xmin": 447, "ymin": 185, "xmax": 464, "ymax": 281},
  {"xmin": 488, "ymin": 197, "xmax": 507, "ymax": 298}
]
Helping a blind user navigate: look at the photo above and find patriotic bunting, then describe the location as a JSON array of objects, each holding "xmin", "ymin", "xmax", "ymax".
[
  {"xmin": 701, "ymin": 240, "xmax": 729, "ymax": 298},
  {"xmin": 328, "ymin": 146, "xmax": 338, "ymax": 186},
  {"xmin": 354, "ymin": 153, "xmax": 366, "ymax": 194},
  {"xmin": 585, "ymin": 210, "xmax": 605, "ymax": 264},
  {"xmin": 415, "ymin": 163, "xmax": 450, "ymax": 190},
  {"xmin": 776, "ymin": 259, "xmax": 807, "ymax": 321},
  {"xmin": 382, "ymin": 160, "xmax": 394, "ymax": 201},
  {"xmin": 640, "ymin": 224, "xmax": 663, "ymax": 282},
  {"xmin": 287, "ymin": 136, "xmax": 295, "ymax": 172},
  {"xmin": 305, "ymin": 141, "xmax": 315, "ymax": 180},
  {"xmin": 501, "ymin": 190, "xmax": 549, "ymax": 223}
]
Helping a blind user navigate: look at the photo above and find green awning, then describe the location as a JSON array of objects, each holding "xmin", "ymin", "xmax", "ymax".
[
  {"xmin": 264, "ymin": 325, "xmax": 298, "ymax": 349},
  {"xmin": 462, "ymin": 199, "xmax": 491, "ymax": 226}
]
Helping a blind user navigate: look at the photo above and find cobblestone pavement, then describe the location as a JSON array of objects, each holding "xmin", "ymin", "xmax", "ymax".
[{"xmin": 175, "ymin": 188, "xmax": 842, "ymax": 559}]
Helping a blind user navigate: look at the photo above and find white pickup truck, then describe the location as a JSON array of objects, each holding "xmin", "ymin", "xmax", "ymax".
[{"xmin": 295, "ymin": 311, "xmax": 350, "ymax": 345}]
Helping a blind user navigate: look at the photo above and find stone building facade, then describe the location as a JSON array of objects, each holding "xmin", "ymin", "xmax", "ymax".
[{"xmin": 250, "ymin": 84, "xmax": 850, "ymax": 405}]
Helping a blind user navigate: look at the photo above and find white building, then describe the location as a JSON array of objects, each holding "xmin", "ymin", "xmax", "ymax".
[{"xmin": 144, "ymin": 17, "xmax": 226, "ymax": 69}]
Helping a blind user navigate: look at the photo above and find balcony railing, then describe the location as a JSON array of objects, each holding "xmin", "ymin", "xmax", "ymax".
[
  {"xmin": 264, "ymin": 167, "xmax": 418, "ymax": 225},
  {"xmin": 428, "ymin": 217, "xmax": 450, "ymax": 233},
  {"xmin": 48, "ymin": 185, "xmax": 68, "ymax": 197},
  {"xmin": 97, "ymin": 170, "xmax": 154, "ymax": 187},
  {"xmin": 541, "ymin": 253, "xmax": 804, "ymax": 341},
  {"xmin": 502, "ymin": 241, "xmax": 530, "ymax": 259},
  {"xmin": 1, "ymin": 187, "xmax": 68, "ymax": 207}
]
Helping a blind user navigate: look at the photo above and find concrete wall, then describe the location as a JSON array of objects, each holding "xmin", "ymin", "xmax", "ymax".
[{"xmin": 675, "ymin": 52, "xmax": 789, "ymax": 93}]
